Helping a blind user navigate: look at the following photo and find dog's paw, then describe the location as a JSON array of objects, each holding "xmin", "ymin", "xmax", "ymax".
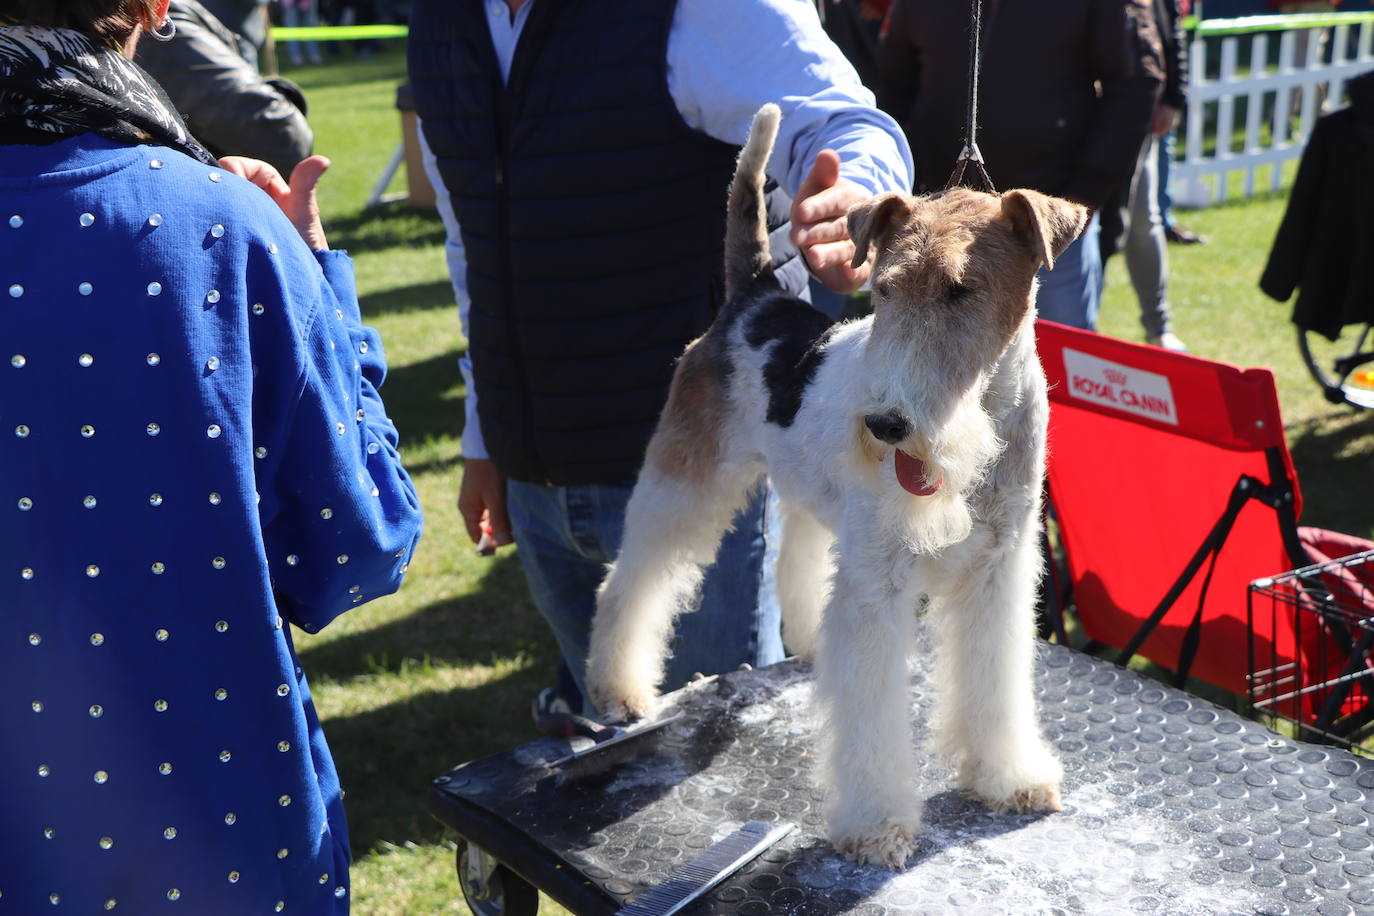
[
  {"xmin": 961, "ymin": 751, "xmax": 1064, "ymax": 815},
  {"xmin": 584, "ymin": 658, "xmax": 659, "ymax": 722},
  {"xmin": 589, "ymin": 685, "xmax": 658, "ymax": 723},
  {"xmin": 832, "ymin": 818, "xmax": 920, "ymax": 870},
  {"xmin": 1005, "ymin": 782, "xmax": 1062, "ymax": 813}
]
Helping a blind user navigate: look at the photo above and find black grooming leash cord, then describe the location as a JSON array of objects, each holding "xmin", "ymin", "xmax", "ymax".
[{"xmin": 945, "ymin": 0, "xmax": 996, "ymax": 193}]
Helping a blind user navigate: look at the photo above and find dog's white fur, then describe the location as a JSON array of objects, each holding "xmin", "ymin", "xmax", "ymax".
[{"xmin": 586, "ymin": 105, "xmax": 1087, "ymax": 868}]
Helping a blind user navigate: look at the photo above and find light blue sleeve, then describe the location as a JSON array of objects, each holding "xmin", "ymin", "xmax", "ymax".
[{"xmin": 667, "ymin": 0, "xmax": 914, "ymax": 197}]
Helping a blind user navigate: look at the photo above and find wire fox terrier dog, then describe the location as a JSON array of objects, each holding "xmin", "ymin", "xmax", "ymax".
[{"xmin": 586, "ymin": 105, "xmax": 1088, "ymax": 868}]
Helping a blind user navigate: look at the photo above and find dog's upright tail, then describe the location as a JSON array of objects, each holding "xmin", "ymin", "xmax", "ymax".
[{"xmin": 724, "ymin": 103, "xmax": 781, "ymax": 302}]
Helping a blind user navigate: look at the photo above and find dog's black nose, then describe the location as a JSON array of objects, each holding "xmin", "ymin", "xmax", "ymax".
[{"xmin": 864, "ymin": 412, "xmax": 909, "ymax": 444}]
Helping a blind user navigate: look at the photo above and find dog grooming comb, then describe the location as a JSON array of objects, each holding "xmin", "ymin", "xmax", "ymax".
[
  {"xmin": 549, "ymin": 714, "xmax": 684, "ymax": 784},
  {"xmin": 615, "ymin": 820, "xmax": 796, "ymax": 916}
]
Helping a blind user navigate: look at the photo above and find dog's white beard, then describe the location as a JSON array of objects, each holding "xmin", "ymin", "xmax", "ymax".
[{"xmin": 894, "ymin": 395, "xmax": 1003, "ymax": 555}]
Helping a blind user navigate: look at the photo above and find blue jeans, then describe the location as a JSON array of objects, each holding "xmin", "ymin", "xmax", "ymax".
[
  {"xmin": 506, "ymin": 478, "xmax": 784, "ymax": 717},
  {"xmin": 1035, "ymin": 211, "xmax": 1102, "ymax": 331}
]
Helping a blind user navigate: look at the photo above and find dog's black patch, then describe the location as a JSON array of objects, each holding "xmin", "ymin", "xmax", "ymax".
[{"xmin": 744, "ymin": 296, "xmax": 837, "ymax": 428}]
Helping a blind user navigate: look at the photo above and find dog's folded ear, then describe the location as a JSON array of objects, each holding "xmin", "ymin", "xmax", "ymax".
[
  {"xmin": 846, "ymin": 192, "xmax": 915, "ymax": 270},
  {"xmin": 1000, "ymin": 190, "xmax": 1089, "ymax": 271}
]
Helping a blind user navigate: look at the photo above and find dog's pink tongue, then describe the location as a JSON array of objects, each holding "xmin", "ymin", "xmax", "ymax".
[{"xmin": 894, "ymin": 449, "xmax": 942, "ymax": 496}]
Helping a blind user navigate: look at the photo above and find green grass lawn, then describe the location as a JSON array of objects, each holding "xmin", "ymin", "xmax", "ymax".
[{"xmin": 278, "ymin": 45, "xmax": 1373, "ymax": 915}]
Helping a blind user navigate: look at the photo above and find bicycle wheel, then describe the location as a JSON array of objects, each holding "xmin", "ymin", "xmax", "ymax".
[{"xmin": 1297, "ymin": 322, "xmax": 1374, "ymax": 409}]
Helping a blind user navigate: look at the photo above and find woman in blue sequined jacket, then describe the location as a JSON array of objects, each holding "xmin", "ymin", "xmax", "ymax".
[{"xmin": 0, "ymin": 1, "xmax": 423, "ymax": 912}]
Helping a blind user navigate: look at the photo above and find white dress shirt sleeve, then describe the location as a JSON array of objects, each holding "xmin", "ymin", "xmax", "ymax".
[
  {"xmin": 418, "ymin": 123, "xmax": 489, "ymax": 462},
  {"xmin": 667, "ymin": 0, "xmax": 913, "ymax": 197}
]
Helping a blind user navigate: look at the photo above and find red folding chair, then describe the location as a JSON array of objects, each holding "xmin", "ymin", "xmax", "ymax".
[{"xmin": 1035, "ymin": 320, "xmax": 1312, "ymax": 698}]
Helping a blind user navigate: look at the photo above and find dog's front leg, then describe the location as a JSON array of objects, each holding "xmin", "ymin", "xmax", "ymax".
[
  {"xmin": 926, "ymin": 524, "xmax": 1063, "ymax": 815},
  {"xmin": 817, "ymin": 524, "xmax": 922, "ymax": 869}
]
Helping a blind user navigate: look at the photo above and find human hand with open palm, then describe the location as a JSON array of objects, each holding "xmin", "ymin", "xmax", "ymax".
[{"xmin": 219, "ymin": 154, "xmax": 332, "ymax": 251}]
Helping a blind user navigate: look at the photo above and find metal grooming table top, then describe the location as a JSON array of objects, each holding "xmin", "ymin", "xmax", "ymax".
[{"xmin": 429, "ymin": 635, "xmax": 1374, "ymax": 915}]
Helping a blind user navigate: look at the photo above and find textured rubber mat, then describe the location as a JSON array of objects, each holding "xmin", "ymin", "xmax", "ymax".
[{"xmin": 430, "ymin": 636, "xmax": 1374, "ymax": 915}]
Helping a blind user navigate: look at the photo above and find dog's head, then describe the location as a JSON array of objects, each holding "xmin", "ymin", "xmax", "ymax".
[
  {"xmin": 848, "ymin": 186, "xmax": 1085, "ymax": 387},
  {"xmin": 844, "ymin": 188, "xmax": 1085, "ymax": 539}
]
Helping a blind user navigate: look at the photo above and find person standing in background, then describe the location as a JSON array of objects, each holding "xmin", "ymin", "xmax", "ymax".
[
  {"xmin": 1156, "ymin": 0, "xmax": 1208, "ymax": 245},
  {"xmin": 878, "ymin": 0, "xmax": 1164, "ymax": 331},
  {"xmin": 197, "ymin": 0, "xmax": 268, "ymax": 66},
  {"xmin": 1272, "ymin": 0, "xmax": 1340, "ymax": 74},
  {"xmin": 279, "ymin": 0, "xmax": 323, "ymax": 65},
  {"xmin": 138, "ymin": 0, "xmax": 313, "ymax": 173},
  {"xmin": 1101, "ymin": 0, "xmax": 1190, "ymax": 351}
]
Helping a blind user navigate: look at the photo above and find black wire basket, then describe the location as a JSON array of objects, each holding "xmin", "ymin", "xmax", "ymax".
[{"xmin": 1247, "ymin": 549, "xmax": 1374, "ymax": 749}]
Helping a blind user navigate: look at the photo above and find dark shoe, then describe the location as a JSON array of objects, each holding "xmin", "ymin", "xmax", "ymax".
[
  {"xmin": 531, "ymin": 687, "xmax": 606, "ymax": 738},
  {"xmin": 1165, "ymin": 224, "xmax": 1208, "ymax": 245}
]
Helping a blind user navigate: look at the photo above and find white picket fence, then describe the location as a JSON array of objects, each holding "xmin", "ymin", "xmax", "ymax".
[{"xmin": 1174, "ymin": 12, "xmax": 1374, "ymax": 207}]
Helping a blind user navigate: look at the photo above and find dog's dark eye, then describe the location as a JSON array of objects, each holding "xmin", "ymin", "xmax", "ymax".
[
  {"xmin": 874, "ymin": 279, "xmax": 893, "ymax": 299},
  {"xmin": 947, "ymin": 283, "xmax": 972, "ymax": 302}
]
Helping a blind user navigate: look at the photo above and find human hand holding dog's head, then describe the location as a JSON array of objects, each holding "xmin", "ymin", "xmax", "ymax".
[{"xmin": 790, "ymin": 149, "xmax": 873, "ymax": 294}]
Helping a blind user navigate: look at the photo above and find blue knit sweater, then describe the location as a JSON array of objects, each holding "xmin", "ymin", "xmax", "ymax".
[{"xmin": 0, "ymin": 135, "xmax": 423, "ymax": 914}]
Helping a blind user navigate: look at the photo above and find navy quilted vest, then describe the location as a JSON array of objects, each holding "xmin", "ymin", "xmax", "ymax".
[{"xmin": 408, "ymin": 0, "xmax": 805, "ymax": 484}]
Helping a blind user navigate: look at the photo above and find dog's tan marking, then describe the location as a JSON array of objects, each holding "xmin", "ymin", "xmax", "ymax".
[
  {"xmin": 851, "ymin": 415, "xmax": 885, "ymax": 489},
  {"xmin": 1000, "ymin": 189, "xmax": 1085, "ymax": 271},
  {"xmin": 643, "ymin": 336, "xmax": 726, "ymax": 482},
  {"xmin": 847, "ymin": 191, "xmax": 916, "ymax": 271},
  {"xmin": 849, "ymin": 189, "xmax": 1087, "ymax": 419},
  {"xmin": 883, "ymin": 190, "xmax": 1041, "ymax": 339}
]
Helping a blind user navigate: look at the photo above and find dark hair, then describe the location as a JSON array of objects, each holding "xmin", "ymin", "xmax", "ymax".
[{"xmin": 0, "ymin": 0, "xmax": 157, "ymax": 46}]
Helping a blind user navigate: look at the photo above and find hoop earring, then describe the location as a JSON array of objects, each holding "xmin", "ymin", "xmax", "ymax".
[{"xmin": 148, "ymin": 17, "xmax": 176, "ymax": 41}]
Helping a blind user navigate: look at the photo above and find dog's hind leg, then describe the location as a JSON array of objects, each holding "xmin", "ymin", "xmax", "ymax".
[
  {"xmin": 817, "ymin": 523, "xmax": 924, "ymax": 868},
  {"xmin": 586, "ymin": 330, "xmax": 763, "ymax": 720},
  {"xmin": 587, "ymin": 462, "xmax": 763, "ymax": 721},
  {"xmin": 925, "ymin": 524, "xmax": 1063, "ymax": 815},
  {"xmin": 776, "ymin": 501, "xmax": 833, "ymax": 662}
]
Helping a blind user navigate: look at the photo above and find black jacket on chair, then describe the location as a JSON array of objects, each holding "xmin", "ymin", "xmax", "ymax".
[{"xmin": 1260, "ymin": 70, "xmax": 1374, "ymax": 340}]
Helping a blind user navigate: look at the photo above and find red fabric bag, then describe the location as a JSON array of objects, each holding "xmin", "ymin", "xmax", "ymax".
[{"xmin": 1287, "ymin": 528, "xmax": 1374, "ymax": 723}]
